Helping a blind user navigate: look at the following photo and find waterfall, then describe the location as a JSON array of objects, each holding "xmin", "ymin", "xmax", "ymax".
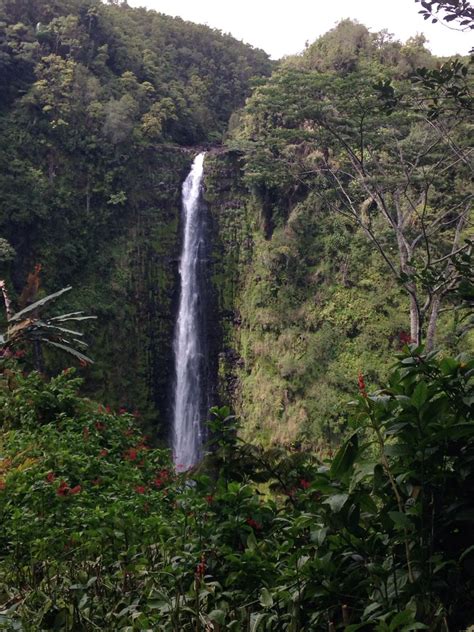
[{"xmin": 172, "ymin": 152, "xmax": 208, "ymax": 471}]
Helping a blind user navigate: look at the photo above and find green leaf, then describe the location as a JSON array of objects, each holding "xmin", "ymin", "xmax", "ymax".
[
  {"xmin": 324, "ymin": 493, "xmax": 349, "ymax": 513},
  {"xmin": 43, "ymin": 324, "xmax": 84, "ymax": 337},
  {"xmin": 388, "ymin": 511, "xmax": 413, "ymax": 530},
  {"xmin": 41, "ymin": 339, "xmax": 94, "ymax": 364},
  {"xmin": 349, "ymin": 461, "xmax": 377, "ymax": 491},
  {"xmin": 250, "ymin": 613, "xmax": 267, "ymax": 632},
  {"xmin": 460, "ymin": 544, "xmax": 474, "ymax": 562},
  {"xmin": 247, "ymin": 530, "xmax": 257, "ymax": 551},
  {"xmin": 330, "ymin": 431, "xmax": 359, "ymax": 479},
  {"xmin": 208, "ymin": 609, "xmax": 226, "ymax": 624},
  {"xmin": 259, "ymin": 587, "xmax": 274, "ymax": 608},
  {"xmin": 411, "ymin": 381, "xmax": 428, "ymax": 409},
  {"xmin": 9, "ymin": 287, "xmax": 72, "ymax": 322},
  {"xmin": 439, "ymin": 357, "xmax": 459, "ymax": 375},
  {"xmin": 50, "ymin": 313, "xmax": 97, "ymax": 322}
]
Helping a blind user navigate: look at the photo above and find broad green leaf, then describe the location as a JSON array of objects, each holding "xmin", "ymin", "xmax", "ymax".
[
  {"xmin": 9, "ymin": 287, "xmax": 72, "ymax": 322},
  {"xmin": 411, "ymin": 381, "xmax": 428, "ymax": 409},
  {"xmin": 259, "ymin": 587, "xmax": 274, "ymax": 608},
  {"xmin": 324, "ymin": 493, "xmax": 349, "ymax": 513},
  {"xmin": 250, "ymin": 613, "xmax": 267, "ymax": 632},
  {"xmin": 247, "ymin": 530, "xmax": 257, "ymax": 551},
  {"xmin": 330, "ymin": 431, "xmax": 359, "ymax": 479},
  {"xmin": 388, "ymin": 511, "xmax": 413, "ymax": 530},
  {"xmin": 208, "ymin": 609, "xmax": 226, "ymax": 624}
]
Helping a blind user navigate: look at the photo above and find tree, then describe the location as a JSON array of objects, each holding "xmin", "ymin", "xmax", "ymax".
[
  {"xmin": 240, "ymin": 67, "xmax": 472, "ymax": 349},
  {"xmin": 415, "ymin": 0, "xmax": 474, "ymax": 30},
  {"xmin": 0, "ymin": 270, "xmax": 96, "ymax": 367}
]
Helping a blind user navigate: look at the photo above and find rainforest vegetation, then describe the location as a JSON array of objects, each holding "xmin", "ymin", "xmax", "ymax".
[{"xmin": 0, "ymin": 0, "xmax": 473, "ymax": 629}]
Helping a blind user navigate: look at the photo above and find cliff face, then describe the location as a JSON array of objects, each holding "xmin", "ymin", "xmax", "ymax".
[
  {"xmin": 203, "ymin": 152, "xmax": 409, "ymax": 446},
  {"xmin": 0, "ymin": 0, "xmax": 272, "ymax": 435},
  {"xmin": 203, "ymin": 151, "xmax": 253, "ymax": 406},
  {"xmin": 0, "ymin": 145, "xmax": 192, "ymax": 430},
  {"xmin": 81, "ymin": 147, "xmax": 192, "ymax": 429}
]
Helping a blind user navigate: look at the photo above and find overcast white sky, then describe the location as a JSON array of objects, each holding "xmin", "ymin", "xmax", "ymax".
[{"xmin": 126, "ymin": 0, "xmax": 472, "ymax": 59}]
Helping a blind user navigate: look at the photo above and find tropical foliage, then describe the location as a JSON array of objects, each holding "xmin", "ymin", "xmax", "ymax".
[
  {"xmin": 0, "ymin": 348, "xmax": 473, "ymax": 630},
  {"xmin": 0, "ymin": 3, "xmax": 473, "ymax": 629},
  {"xmin": 0, "ymin": 0, "xmax": 272, "ymax": 427},
  {"xmin": 210, "ymin": 19, "xmax": 472, "ymax": 441}
]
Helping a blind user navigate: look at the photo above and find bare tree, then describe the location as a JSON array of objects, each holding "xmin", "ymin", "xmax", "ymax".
[
  {"xmin": 243, "ymin": 68, "xmax": 472, "ymax": 349},
  {"xmin": 314, "ymin": 113, "xmax": 472, "ymax": 349}
]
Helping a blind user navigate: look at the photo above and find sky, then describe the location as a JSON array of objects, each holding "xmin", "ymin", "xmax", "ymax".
[{"xmin": 125, "ymin": 0, "xmax": 472, "ymax": 59}]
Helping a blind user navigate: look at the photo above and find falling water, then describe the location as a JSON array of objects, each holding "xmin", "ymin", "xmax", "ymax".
[{"xmin": 172, "ymin": 152, "xmax": 208, "ymax": 471}]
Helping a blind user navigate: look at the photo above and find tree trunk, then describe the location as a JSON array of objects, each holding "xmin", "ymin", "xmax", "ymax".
[
  {"xmin": 425, "ymin": 294, "xmax": 441, "ymax": 352},
  {"xmin": 409, "ymin": 294, "xmax": 421, "ymax": 345},
  {"xmin": 396, "ymin": 229, "xmax": 421, "ymax": 346}
]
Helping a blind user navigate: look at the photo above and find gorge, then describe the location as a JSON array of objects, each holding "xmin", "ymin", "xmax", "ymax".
[
  {"xmin": 0, "ymin": 1, "xmax": 472, "ymax": 629},
  {"xmin": 0, "ymin": 2, "xmax": 470, "ymax": 446}
]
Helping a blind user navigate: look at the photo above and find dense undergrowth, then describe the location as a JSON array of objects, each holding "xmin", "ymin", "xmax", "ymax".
[{"xmin": 1, "ymin": 346, "xmax": 473, "ymax": 631}]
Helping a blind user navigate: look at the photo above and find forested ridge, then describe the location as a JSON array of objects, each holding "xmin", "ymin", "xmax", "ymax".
[
  {"xmin": 0, "ymin": 0, "xmax": 272, "ymax": 424},
  {"xmin": 207, "ymin": 19, "xmax": 472, "ymax": 443},
  {"xmin": 0, "ymin": 0, "xmax": 473, "ymax": 629}
]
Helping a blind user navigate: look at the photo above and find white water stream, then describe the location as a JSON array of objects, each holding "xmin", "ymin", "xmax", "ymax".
[{"xmin": 172, "ymin": 152, "xmax": 207, "ymax": 471}]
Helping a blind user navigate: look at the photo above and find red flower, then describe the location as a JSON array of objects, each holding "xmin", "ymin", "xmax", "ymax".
[
  {"xmin": 399, "ymin": 331, "xmax": 414, "ymax": 345},
  {"xmin": 153, "ymin": 469, "xmax": 170, "ymax": 488},
  {"xmin": 83, "ymin": 426, "xmax": 90, "ymax": 440},
  {"xmin": 358, "ymin": 371, "xmax": 368, "ymax": 398},
  {"xmin": 46, "ymin": 471, "xmax": 56, "ymax": 483},
  {"xmin": 119, "ymin": 407, "xmax": 127, "ymax": 415},
  {"xmin": 57, "ymin": 481, "xmax": 81, "ymax": 496},
  {"xmin": 105, "ymin": 405, "xmax": 112, "ymax": 413},
  {"xmin": 124, "ymin": 448, "xmax": 138, "ymax": 461},
  {"xmin": 57, "ymin": 481, "xmax": 70, "ymax": 497},
  {"xmin": 79, "ymin": 359, "xmax": 88, "ymax": 368},
  {"xmin": 195, "ymin": 554, "xmax": 206, "ymax": 580},
  {"xmin": 95, "ymin": 421, "xmax": 106, "ymax": 431},
  {"xmin": 135, "ymin": 485, "xmax": 146, "ymax": 494},
  {"xmin": 99, "ymin": 449, "xmax": 108, "ymax": 457},
  {"xmin": 205, "ymin": 495, "xmax": 214, "ymax": 505},
  {"xmin": 299, "ymin": 479, "xmax": 310, "ymax": 490},
  {"xmin": 246, "ymin": 518, "xmax": 262, "ymax": 530},
  {"xmin": 98, "ymin": 404, "xmax": 104, "ymax": 413}
]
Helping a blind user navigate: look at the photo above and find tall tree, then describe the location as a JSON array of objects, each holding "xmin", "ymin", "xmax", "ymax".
[{"xmin": 240, "ymin": 64, "xmax": 472, "ymax": 348}]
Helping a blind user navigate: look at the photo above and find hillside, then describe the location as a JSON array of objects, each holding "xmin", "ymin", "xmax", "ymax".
[
  {"xmin": 204, "ymin": 20, "xmax": 472, "ymax": 443},
  {"xmin": 0, "ymin": 4, "xmax": 471, "ymax": 443},
  {"xmin": 1, "ymin": 3, "xmax": 473, "ymax": 630},
  {"xmin": 0, "ymin": 0, "xmax": 272, "ymax": 428}
]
